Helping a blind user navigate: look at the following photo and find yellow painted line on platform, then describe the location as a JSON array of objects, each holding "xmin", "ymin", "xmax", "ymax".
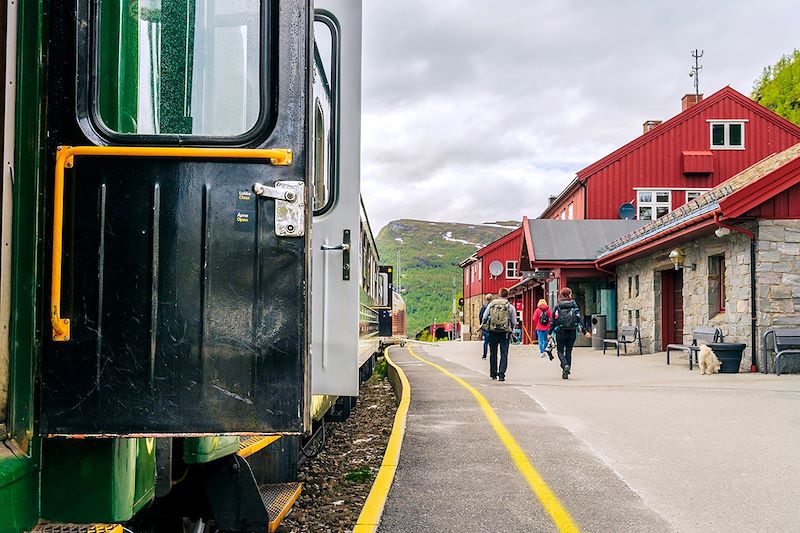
[
  {"xmin": 406, "ymin": 346, "xmax": 580, "ymax": 533},
  {"xmin": 354, "ymin": 347, "xmax": 412, "ymax": 533}
]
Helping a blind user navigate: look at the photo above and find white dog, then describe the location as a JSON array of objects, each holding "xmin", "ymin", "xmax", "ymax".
[{"xmin": 698, "ymin": 345, "xmax": 721, "ymax": 375}]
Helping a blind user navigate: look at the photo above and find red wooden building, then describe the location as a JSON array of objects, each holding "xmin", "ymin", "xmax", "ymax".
[
  {"xmin": 541, "ymin": 87, "xmax": 800, "ymax": 221},
  {"xmin": 460, "ymin": 228, "xmax": 523, "ymax": 339}
]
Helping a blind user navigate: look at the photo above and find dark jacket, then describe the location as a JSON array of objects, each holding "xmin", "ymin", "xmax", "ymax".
[
  {"xmin": 478, "ymin": 304, "xmax": 488, "ymax": 324},
  {"xmin": 548, "ymin": 300, "xmax": 583, "ymax": 335}
]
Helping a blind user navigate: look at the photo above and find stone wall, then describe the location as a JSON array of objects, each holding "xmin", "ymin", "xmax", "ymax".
[
  {"xmin": 464, "ymin": 294, "xmax": 485, "ymax": 340},
  {"xmin": 615, "ymin": 228, "xmax": 753, "ymax": 363},
  {"xmin": 756, "ymin": 220, "xmax": 800, "ymax": 372},
  {"xmin": 682, "ymin": 229, "xmax": 753, "ymax": 362},
  {"xmin": 616, "ymin": 255, "xmax": 665, "ymax": 353}
]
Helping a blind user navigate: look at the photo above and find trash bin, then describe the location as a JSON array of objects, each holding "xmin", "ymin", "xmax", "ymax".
[
  {"xmin": 591, "ymin": 315, "xmax": 607, "ymax": 350},
  {"xmin": 707, "ymin": 342, "xmax": 747, "ymax": 373}
]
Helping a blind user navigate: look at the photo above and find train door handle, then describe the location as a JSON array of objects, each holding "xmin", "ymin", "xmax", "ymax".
[
  {"xmin": 252, "ymin": 180, "xmax": 305, "ymax": 237},
  {"xmin": 321, "ymin": 229, "xmax": 351, "ymax": 280}
]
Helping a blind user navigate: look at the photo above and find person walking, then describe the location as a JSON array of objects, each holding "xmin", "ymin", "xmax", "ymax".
[
  {"xmin": 478, "ymin": 294, "xmax": 494, "ymax": 359},
  {"xmin": 532, "ymin": 298, "xmax": 552, "ymax": 358},
  {"xmin": 547, "ymin": 287, "xmax": 585, "ymax": 380},
  {"xmin": 481, "ymin": 288, "xmax": 516, "ymax": 381}
]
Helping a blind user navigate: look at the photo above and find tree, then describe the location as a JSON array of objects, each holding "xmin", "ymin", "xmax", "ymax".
[{"xmin": 752, "ymin": 50, "xmax": 800, "ymax": 126}]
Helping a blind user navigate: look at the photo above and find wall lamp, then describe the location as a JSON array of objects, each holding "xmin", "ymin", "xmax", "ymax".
[{"xmin": 668, "ymin": 248, "xmax": 696, "ymax": 271}]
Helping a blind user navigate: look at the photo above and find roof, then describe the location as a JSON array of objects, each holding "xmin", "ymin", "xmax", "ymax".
[
  {"xmin": 524, "ymin": 220, "xmax": 648, "ymax": 262},
  {"xmin": 539, "ymin": 86, "xmax": 800, "ymax": 219},
  {"xmin": 597, "ymin": 142, "xmax": 800, "ymax": 264},
  {"xmin": 576, "ymin": 86, "xmax": 800, "ymax": 180},
  {"xmin": 475, "ymin": 227, "xmax": 522, "ymax": 258}
]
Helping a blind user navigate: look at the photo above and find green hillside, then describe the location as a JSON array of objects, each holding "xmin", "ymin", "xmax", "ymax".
[{"xmin": 376, "ymin": 219, "xmax": 517, "ymax": 336}]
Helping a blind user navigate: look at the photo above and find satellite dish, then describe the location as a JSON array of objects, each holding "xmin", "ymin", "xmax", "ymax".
[
  {"xmin": 619, "ymin": 203, "xmax": 636, "ymax": 220},
  {"xmin": 489, "ymin": 261, "xmax": 504, "ymax": 277}
]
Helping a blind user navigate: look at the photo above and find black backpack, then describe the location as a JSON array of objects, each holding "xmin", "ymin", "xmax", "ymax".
[
  {"xmin": 539, "ymin": 310, "xmax": 550, "ymax": 326},
  {"xmin": 555, "ymin": 303, "xmax": 579, "ymax": 330}
]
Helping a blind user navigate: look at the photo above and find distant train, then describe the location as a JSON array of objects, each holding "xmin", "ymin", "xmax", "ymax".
[{"xmin": 0, "ymin": 1, "xmax": 394, "ymax": 531}]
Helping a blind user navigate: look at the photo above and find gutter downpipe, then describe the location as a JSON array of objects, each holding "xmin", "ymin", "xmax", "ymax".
[
  {"xmin": 714, "ymin": 212, "xmax": 758, "ymax": 373},
  {"xmin": 580, "ymin": 179, "xmax": 588, "ymax": 219}
]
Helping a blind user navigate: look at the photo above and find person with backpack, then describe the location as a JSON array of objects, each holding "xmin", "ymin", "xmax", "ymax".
[
  {"xmin": 481, "ymin": 288, "xmax": 516, "ymax": 381},
  {"xmin": 478, "ymin": 294, "xmax": 494, "ymax": 359},
  {"xmin": 547, "ymin": 287, "xmax": 585, "ymax": 380},
  {"xmin": 532, "ymin": 299, "xmax": 553, "ymax": 359}
]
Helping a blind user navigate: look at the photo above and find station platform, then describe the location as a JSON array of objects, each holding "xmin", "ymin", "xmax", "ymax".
[
  {"xmin": 379, "ymin": 344, "xmax": 669, "ymax": 533},
  {"xmin": 379, "ymin": 342, "xmax": 800, "ymax": 532}
]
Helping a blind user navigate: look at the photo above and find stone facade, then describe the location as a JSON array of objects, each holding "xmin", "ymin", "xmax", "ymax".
[
  {"xmin": 615, "ymin": 219, "xmax": 800, "ymax": 372},
  {"xmin": 616, "ymin": 228, "xmax": 753, "ymax": 361},
  {"xmin": 756, "ymin": 220, "xmax": 800, "ymax": 372},
  {"xmin": 464, "ymin": 294, "xmax": 485, "ymax": 340}
]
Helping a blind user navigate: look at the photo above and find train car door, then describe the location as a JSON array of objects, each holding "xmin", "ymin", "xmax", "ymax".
[
  {"xmin": 39, "ymin": 0, "xmax": 311, "ymax": 436},
  {"xmin": 310, "ymin": 0, "xmax": 362, "ymax": 396}
]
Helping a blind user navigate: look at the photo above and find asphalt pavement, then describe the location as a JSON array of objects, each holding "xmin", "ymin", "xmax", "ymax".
[
  {"xmin": 380, "ymin": 341, "xmax": 800, "ymax": 533},
  {"xmin": 378, "ymin": 344, "xmax": 672, "ymax": 533}
]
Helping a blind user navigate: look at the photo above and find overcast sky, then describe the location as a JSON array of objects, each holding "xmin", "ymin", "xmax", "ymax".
[{"xmin": 359, "ymin": 0, "xmax": 799, "ymax": 231}]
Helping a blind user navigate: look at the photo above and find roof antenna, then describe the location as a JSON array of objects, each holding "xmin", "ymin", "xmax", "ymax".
[{"xmin": 689, "ymin": 49, "xmax": 703, "ymax": 102}]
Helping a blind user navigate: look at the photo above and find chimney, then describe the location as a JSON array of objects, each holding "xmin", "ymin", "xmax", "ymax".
[
  {"xmin": 548, "ymin": 196, "xmax": 557, "ymax": 205},
  {"xmin": 681, "ymin": 93, "xmax": 703, "ymax": 111},
  {"xmin": 643, "ymin": 120, "xmax": 662, "ymax": 134}
]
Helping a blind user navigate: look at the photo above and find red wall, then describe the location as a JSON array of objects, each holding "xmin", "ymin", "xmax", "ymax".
[
  {"xmin": 479, "ymin": 231, "xmax": 524, "ymax": 295},
  {"xmin": 580, "ymin": 90, "xmax": 800, "ymax": 219},
  {"xmin": 462, "ymin": 259, "xmax": 483, "ymax": 298},
  {"xmin": 745, "ymin": 182, "xmax": 800, "ymax": 218},
  {"xmin": 546, "ymin": 186, "xmax": 586, "ymax": 220}
]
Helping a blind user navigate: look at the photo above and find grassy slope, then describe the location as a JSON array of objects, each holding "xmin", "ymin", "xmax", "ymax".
[{"xmin": 376, "ymin": 219, "xmax": 516, "ymax": 336}]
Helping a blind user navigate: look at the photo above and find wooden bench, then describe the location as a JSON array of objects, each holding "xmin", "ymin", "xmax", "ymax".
[
  {"xmin": 763, "ymin": 329, "xmax": 800, "ymax": 376},
  {"xmin": 666, "ymin": 326, "xmax": 723, "ymax": 370},
  {"xmin": 603, "ymin": 326, "xmax": 643, "ymax": 357}
]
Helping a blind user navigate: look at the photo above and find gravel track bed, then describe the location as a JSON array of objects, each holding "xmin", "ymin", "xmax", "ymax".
[{"xmin": 278, "ymin": 374, "xmax": 397, "ymax": 533}]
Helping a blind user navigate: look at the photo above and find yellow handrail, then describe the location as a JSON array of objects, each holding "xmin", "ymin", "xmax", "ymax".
[{"xmin": 51, "ymin": 145, "xmax": 293, "ymax": 341}]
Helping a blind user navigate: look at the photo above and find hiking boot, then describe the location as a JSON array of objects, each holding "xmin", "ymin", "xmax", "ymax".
[
  {"xmin": 565, "ymin": 364, "xmax": 571, "ymax": 374},
  {"xmin": 562, "ymin": 366, "xmax": 569, "ymax": 379},
  {"xmin": 482, "ymin": 356, "xmax": 487, "ymax": 359},
  {"xmin": 490, "ymin": 374, "xmax": 497, "ymax": 380},
  {"xmin": 498, "ymin": 375, "xmax": 505, "ymax": 382}
]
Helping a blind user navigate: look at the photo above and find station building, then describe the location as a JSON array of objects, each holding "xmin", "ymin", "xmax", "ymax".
[
  {"xmin": 488, "ymin": 86, "xmax": 800, "ymax": 347},
  {"xmin": 460, "ymin": 227, "xmax": 523, "ymax": 339},
  {"xmin": 597, "ymin": 143, "xmax": 800, "ymax": 371},
  {"xmin": 540, "ymin": 86, "xmax": 800, "ymax": 222}
]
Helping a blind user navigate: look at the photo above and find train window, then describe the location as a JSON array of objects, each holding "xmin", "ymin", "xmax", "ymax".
[
  {"xmin": 312, "ymin": 15, "xmax": 339, "ymax": 215},
  {"xmin": 95, "ymin": 0, "xmax": 263, "ymax": 137}
]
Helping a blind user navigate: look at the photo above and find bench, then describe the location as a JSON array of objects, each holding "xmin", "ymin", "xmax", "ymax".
[
  {"xmin": 603, "ymin": 326, "xmax": 643, "ymax": 357},
  {"xmin": 763, "ymin": 329, "xmax": 800, "ymax": 376},
  {"xmin": 666, "ymin": 326, "xmax": 723, "ymax": 370}
]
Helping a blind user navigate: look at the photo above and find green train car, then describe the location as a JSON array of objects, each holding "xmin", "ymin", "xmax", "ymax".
[{"xmin": 0, "ymin": 0, "xmax": 374, "ymax": 531}]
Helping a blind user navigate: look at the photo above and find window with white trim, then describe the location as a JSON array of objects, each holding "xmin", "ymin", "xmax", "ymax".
[
  {"xmin": 637, "ymin": 190, "xmax": 670, "ymax": 220},
  {"xmin": 470, "ymin": 265, "xmax": 475, "ymax": 283},
  {"xmin": 567, "ymin": 203, "xmax": 574, "ymax": 220},
  {"xmin": 709, "ymin": 121, "xmax": 745, "ymax": 149},
  {"xmin": 560, "ymin": 210, "xmax": 566, "ymax": 220},
  {"xmin": 478, "ymin": 263, "xmax": 482, "ymax": 281},
  {"xmin": 506, "ymin": 261, "xmax": 520, "ymax": 279},
  {"xmin": 686, "ymin": 190, "xmax": 707, "ymax": 203}
]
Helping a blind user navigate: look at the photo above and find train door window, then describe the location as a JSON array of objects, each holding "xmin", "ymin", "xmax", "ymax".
[
  {"xmin": 95, "ymin": 0, "xmax": 264, "ymax": 138},
  {"xmin": 312, "ymin": 15, "xmax": 339, "ymax": 214}
]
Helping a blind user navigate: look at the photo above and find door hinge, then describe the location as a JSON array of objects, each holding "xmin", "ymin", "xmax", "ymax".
[{"xmin": 253, "ymin": 181, "xmax": 305, "ymax": 237}]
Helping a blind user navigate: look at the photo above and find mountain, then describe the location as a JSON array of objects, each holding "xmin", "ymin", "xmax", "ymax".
[{"xmin": 375, "ymin": 219, "xmax": 518, "ymax": 337}]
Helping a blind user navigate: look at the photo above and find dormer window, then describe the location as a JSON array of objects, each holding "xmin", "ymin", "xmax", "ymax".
[{"xmin": 709, "ymin": 120, "xmax": 746, "ymax": 150}]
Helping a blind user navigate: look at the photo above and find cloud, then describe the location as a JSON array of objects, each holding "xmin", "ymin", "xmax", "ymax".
[{"xmin": 360, "ymin": 0, "xmax": 800, "ymax": 231}]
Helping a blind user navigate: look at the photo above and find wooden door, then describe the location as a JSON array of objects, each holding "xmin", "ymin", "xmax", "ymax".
[{"xmin": 661, "ymin": 270, "xmax": 684, "ymax": 349}]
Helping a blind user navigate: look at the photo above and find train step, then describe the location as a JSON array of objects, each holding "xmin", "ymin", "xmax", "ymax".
[
  {"xmin": 237, "ymin": 435, "xmax": 282, "ymax": 458},
  {"xmin": 260, "ymin": 482, "xmax": 303, "ymax": 533},
  {"xmin": 30, "ymin": 524, "xmax": 123, "ymax": 533}
]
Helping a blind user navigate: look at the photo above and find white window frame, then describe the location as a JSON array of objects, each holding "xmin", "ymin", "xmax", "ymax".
[
  {"xmin": 685, "ymin": 189, "xmax": 709, "ymax": 203},
  {"xmin": 471, "ymin": 264, "xmax": 476, "ymax": 283},
  {"xmin": 567, "ymin": 203, "xmax": 574, "ymax": 220},
  {"xmin": 478, "ymin": 263, "xmax": 482, "ymax": 281},
  {"xmin": 506, "ymin": 260, "xmax": 521, "ymax": 279},
  {"xmin": 637, "ymin": 189, "xmax": 671, "ymax": 220},
  {"xmin": 560, "ymin": 210, "xmax": 566, "ymax": 220},
  {"xmin": 707, "ymin": 120, "xmax": 746, "ymax": 150}
]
